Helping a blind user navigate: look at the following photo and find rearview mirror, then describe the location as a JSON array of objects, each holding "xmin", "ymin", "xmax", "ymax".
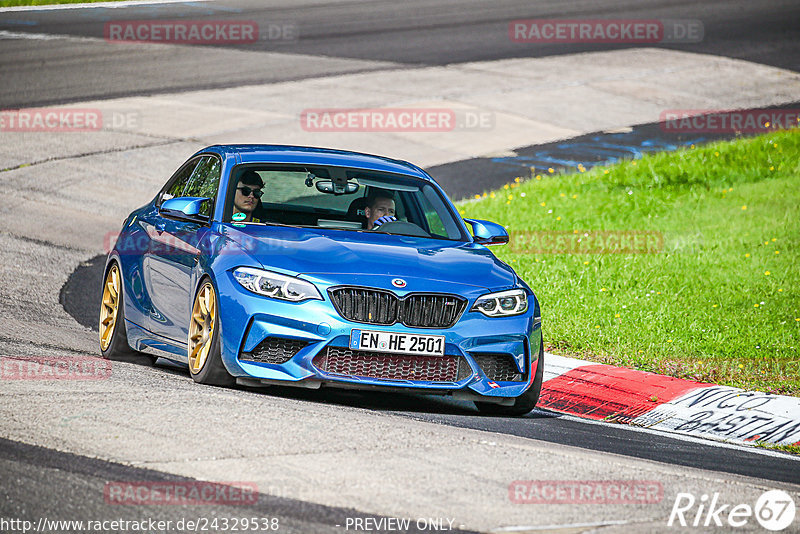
[{"xmin": 316, "ymin": 180, "xmax": 359, "ymax": 195}]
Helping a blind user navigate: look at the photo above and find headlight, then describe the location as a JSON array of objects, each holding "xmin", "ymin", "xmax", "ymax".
[
  {"xmin": 233, "ymin": 267, "xmax": 322, "ymax": 302},
  {"xmin": 471, "ymin": 289, "xmax": 528, "ymax": 317}
]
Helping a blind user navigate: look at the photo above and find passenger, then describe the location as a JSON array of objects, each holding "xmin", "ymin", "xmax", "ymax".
[
  {"xmin": 365, "ymin": 190, "xmax": 397, "ymax": 230},
  {"xmin": 233, "ymin": 170, "xmax": 264, "ymax": 223}
]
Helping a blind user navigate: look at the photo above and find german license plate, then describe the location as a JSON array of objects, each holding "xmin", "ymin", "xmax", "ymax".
[{"xmin": 349, "ymin": 329, "xmax": 445, "ymax": 356}]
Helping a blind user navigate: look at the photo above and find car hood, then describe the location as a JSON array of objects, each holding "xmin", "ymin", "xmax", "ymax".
[{"xmin": 221, "ymin": 224, "xmax": 517, "ymax": 291}]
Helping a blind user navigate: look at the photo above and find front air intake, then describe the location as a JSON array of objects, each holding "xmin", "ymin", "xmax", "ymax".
[
  {"xmin": 472, "ymin": 353, "xmax": 524, "ymax": 382},
  {"xmin": 239, "ymin": 337, "xmax": 309, "ymax": 364},
  {"xmin": 313, "ymin": 346, "xmax": 472, "ymax": 382}
]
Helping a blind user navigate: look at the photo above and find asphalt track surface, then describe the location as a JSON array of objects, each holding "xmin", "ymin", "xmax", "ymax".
[
  {"xmin": 1, "ymin": 0, "xmax": 799, "ymax": 108},
  {"xmin": 60, "ymin": 254, "xmax": 800, "ymax": 488},
  {"xmin": 0, "ymin": 437, "xmax": 479, "ymax": 534},
  {"xmin": 4, "ymin": 1, "xmax": 800, "ymax": 531},
  {"xmin": 428, "ymin": 113, "xmax": 767, "ymax": 198}
]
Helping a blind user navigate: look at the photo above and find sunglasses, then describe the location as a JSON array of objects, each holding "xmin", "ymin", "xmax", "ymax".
[{"xmin": 237, "ymin": 186, "xmax": 263, "ymax": 198}]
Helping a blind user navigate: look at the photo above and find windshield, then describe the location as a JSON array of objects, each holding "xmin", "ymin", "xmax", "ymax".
[{"xmin": 224, "ymin": 165, "xmax": 467, "ymax": 241}]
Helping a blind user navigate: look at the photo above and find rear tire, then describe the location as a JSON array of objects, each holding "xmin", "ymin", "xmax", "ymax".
[
  {"xmin": 188, "ymin": 279, "xmax": 234, "ymax": 386},
  {"xmin": 474, "ymin": 338, "xmax": 544, "ymax": 416},
  {"xmin": 99, "ymin": 262, "xmax": 155, "ymax": 365}
]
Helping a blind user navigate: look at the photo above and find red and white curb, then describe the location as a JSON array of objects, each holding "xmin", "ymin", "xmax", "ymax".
[{"xmin": 540, "ymin": 353, "xmax": 800, "ymax": 447}]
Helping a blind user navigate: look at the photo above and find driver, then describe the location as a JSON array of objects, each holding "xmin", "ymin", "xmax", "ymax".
[
  {"xmin": 365, "ymin": 190, "xmax": 396, "ymax": 230},
  {"xmin": 233, "ymin": 170, "xmax": 264, "ymax": 223}
]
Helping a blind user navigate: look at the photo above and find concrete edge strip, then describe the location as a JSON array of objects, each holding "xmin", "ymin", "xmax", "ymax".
[{"xmin": 540, "ymin": 353, "xmax": 800, "ymax": 447}]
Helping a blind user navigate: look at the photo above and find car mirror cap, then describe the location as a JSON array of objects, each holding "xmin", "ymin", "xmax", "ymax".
[
  {"xmin": 463, "ymin": 218, "xmax": 509, "ymax": 245},
  {"xmin": 159, "ymin": 197, "xmax": 210, "ymax": 223}
]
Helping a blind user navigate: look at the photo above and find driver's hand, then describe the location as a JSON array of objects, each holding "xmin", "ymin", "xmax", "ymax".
[{"xmin": 372, "ymin": 215, "xmax": 397, "ymax": 229}]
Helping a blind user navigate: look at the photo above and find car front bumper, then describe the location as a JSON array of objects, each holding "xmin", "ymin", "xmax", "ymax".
[{"xmin": 216, "ymin": 270, "xmax": 542, "ymax": 400}]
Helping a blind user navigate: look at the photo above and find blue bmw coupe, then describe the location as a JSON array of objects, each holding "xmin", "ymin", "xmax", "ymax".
[{"xmin": 100, "ymin": 145, "xmax": 543, "ymax": 415}]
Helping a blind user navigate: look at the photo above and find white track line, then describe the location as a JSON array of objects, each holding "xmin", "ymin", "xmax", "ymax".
[
  {"xmin": 0, "ymin": 29, "xmax": 102, "ymax": 41},
  {"xmin": 492, "ymin": 520, "xmax": 630, "ymax": 532},
  {"xmin": 0, "ymin": 0, "xmax": 209, "ymax": 13}
]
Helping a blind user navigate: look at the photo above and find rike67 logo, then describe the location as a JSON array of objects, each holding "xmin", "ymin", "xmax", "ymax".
[{"xmin": 668, "ymin": 490, "xmax": 796, "ymax": 531}]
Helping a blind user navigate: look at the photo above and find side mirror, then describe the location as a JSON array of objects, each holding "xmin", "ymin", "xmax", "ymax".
[
  {"xmin": 463, "ymin": 218, "xmax": 509, "ymax": 246},
  {"xmin": 159, "ymin": 197, "xmax": 210, "ymax": 224}
]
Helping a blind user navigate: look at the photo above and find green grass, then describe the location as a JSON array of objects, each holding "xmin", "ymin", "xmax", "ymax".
[
  {"xmin": 459, "ymin": 129, "xmax": 800, "ymax": 395},
  {"xmin": 0, "ymin": 0, "xmax": 125, "ymax": 6},
  {"xmin": 755, "ymin": 441, "xmax": 800, "ymax": 456}
]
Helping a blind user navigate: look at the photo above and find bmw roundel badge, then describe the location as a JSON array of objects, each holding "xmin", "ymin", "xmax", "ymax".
[{"xmin": 391, "ymin": 278, "xmax": 407, "ymax": 288}]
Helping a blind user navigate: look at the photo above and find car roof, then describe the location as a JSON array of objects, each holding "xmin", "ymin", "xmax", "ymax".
[{"xmin": 195, "ymin": 144, "xmax": 433, "ymax": 181}]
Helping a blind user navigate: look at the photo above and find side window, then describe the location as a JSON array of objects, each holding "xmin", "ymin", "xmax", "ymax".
[
  {"xmin": 183, "ymin": 156, "xmax": 221, "ymax": 217},
  {"xmin": 160, "ymin": 158, "xmax": 200, "ymax": 205},
  {"xmin": 419, "ymin": 184, "xmax": 461, "ymax": 239},
  {"xmin": 425, "ymin": 210, "xmax": 448, "ymax": 237}
]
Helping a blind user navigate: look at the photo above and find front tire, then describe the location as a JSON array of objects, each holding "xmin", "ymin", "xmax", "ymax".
[
  {"xmin": 99, "ymin": 262, "xmax": 154, "ymax": 365},
  {"xmin": 474, "ymin": 338, "xmax": 544, "ymax": 416},
  {"xmin": 188, "ymin": 279, "xmax": 234, "ymax": 386}
]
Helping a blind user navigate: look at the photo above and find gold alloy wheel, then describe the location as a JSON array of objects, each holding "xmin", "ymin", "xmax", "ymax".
[
  {"xmin": 188, "ymin": 282, "xmax": 216, "ymax": 374},
  {"xmin": 99, "ymin": 264, "xmax": 121, "ymax": 351}
]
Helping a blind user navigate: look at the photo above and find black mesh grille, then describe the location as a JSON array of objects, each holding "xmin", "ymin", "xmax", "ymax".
[
  {"xmin": 239, "ymin": 337, "xmax": 309, "ymax": 364},
  {"xmin": 313, "ymin": 346, "xmax": 472, "ymax": 382},
  {"xmin": 329, "ymin": 287, "xmax": 465, "ymax": 328},
  {"xmin": 403, "ymin": 294, "xmax": 465, "ymax": 328},
  {"xmin": 472, "ymin": 353, "xmax": 523, "ymax": 381},
  {"xmin": 329, "ymin": 287, "xmax": 398, "ymax": 325}
]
